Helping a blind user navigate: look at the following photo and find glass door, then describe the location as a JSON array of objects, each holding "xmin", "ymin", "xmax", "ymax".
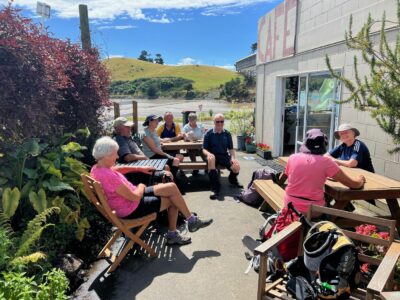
[
  {"xmin": 295, "ymin": 76, "xmax": 307, "ymax": 152},
  {"xmin": 295, "ymin": 72, "xmax": 341, "ymax": 152}
]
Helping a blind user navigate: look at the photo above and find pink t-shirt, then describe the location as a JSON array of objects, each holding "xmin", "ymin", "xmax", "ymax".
[
  {"xmin": 90, "ymin": 165, "xmax": 139, "ymax": 218},
  {"xmin": 284, "ymin": 153, "xmax": 340, "ymax": 214}
]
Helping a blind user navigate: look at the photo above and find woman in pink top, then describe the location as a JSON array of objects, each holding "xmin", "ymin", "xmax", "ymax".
[
  {"xmin": 284, "ymin": 128, "xmax": 366, "ymax": 214},
  {"xmin": 90, "ymin": 137, "xmax": 212, "ymax": 246}
]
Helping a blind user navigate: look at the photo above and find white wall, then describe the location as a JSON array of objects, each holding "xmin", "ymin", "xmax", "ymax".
[{"xmin": 256, "ymin": 0, "xmax": 400, "ymax": 179}]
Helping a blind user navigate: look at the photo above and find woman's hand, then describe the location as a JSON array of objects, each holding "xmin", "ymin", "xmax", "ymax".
[{"xmin": 140, "ymin": 166, "xmax": 156, "ymax": 174}]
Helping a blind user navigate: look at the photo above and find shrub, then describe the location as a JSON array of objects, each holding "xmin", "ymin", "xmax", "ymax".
[
  {"xmin": 0, "ymin": 268, "xmax": 69, "ymax": 300},
  {"xmin": 0, "ymin": 5, "xmax": 110, "ymax": 144}
]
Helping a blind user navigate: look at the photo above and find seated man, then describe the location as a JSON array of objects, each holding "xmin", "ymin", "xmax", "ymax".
[
  {"xmin": 113, "ymin": 116, "xmax": 170, "ymax": 184},
  {"xmin": 325, "ymin": 123, "xmax": 374, "ymax": 173},
  {"xmin": 157, "ymin": 112, "xmax": 185, "ymax": 159},
  {"xmin": 113, "ymin": 117, "xmax": 148, "ymax": 163},
  {"xmin": 203, "ymin": 113, "xmax": 243, "ymax": 200}
]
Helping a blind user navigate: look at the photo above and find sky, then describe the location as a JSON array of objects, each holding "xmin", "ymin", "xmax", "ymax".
[{"xmin": 1, "ymin": 0, "xmax": 282, "ymax": 70}]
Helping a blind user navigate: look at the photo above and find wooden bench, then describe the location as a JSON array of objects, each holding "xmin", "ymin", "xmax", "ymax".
[
  {"xmin": 255, "ymin": 205, "xmax": 399, "ymax": 300},
  {"xmin": 179, "ymin": 162, "xmax": 207, "ymax": 170},
  {"xmin": 253, "ymin": 179, "xmax": 285, "ymax": 211}
]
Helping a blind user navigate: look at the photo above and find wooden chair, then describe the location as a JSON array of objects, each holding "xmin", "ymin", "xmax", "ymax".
[
  {"xmin": 255, "ymin": 204, "xmax": 399, "ymax": 300},
  {"xmin": 81, "ymin": 174, "xmax": 157, "ymax": 273}
]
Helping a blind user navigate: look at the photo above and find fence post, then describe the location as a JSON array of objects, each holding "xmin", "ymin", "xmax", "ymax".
[
  {"xmin": 113, "ymin": 102, "xmax": 120, "ymax": 119},
  {"xmin": 79, "ymin": 5, "xmax": 91, "ymax": 50},
  {"xmin": 132, "ymin": 101, "xmax": 138, "ymax": 134}
]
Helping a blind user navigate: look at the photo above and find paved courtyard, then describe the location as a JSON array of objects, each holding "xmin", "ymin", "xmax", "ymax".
[{"xmin": 74, "ymin": 152, "xmax": 268, "ymax": 300}]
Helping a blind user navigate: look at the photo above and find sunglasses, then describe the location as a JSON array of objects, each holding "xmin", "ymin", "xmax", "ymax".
[{"xmin": 215, "ymin": 120, "xmax": 224, "ymax": 124}]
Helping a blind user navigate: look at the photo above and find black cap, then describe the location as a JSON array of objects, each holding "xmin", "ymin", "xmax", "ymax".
[{"xmin": 142, "ymin": 114, "xmax": 163, "ymax": 127}]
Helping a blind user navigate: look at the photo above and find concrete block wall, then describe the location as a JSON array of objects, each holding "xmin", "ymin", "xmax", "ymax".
[
  {"xmin": 256, "ymin": 28, "xmax": 400, "ymax": 180},
  {"xmin": 297, "ymin": 0, "xmax": 397, "ymax": 53}
]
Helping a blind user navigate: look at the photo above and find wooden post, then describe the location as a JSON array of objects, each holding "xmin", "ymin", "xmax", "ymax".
[
  {"xmin": 132, "ymin": 101, "xmax": 138, "ymax": 134},
  {"xmin": 79, "ymin": 5, "xmax": 91, "ymax": 50},
  {"xmin": 113, "ymin": 102, "xmax": 120, "ymax": 119}
]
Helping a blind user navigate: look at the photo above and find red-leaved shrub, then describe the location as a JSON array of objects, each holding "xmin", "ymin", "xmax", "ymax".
[{"xmin": 0, "ymin": 4, "xmax": 110, "ymax": 142}]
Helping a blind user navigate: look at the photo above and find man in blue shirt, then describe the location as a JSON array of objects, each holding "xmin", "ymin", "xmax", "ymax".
[
  {"xmin": 326, "ymin": 123, "xmax": 374, "ymax": 173},
  {"xmin": 203, "ymin": 113, "xmax": 242, "ymax": 199}
]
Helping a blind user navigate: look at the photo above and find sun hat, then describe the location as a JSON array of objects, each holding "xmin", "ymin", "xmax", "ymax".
[
  {"xmin": 299, "ymin": 128, "xmax": 328, "ymax": 155},
  {"xmin": 334, "ymin": 123, "xmax": 360, "ymax": 139},
  {"xmin": 113, "ymin": 117, "xmax": 133, "ymax": 128},
  {"xmin": 142, "ymin": 114, "xmax": 163, "ymax": 127}
]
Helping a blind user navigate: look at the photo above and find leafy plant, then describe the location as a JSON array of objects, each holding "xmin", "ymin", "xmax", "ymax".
[
  {"xmin": 326, "ymin": 3, "xmax": 400, "ymax": 153},
  {"xmin": 0, "ymin": 268, "xmax": 68, "ymax": 300},
  {"xmin": 0, "ymin": 132, "xmax": 90, "ymax": 241},
  {"xmin": 257, "ymin": 143, "xmax": 271, "ymax": 151},
  {"xmin": 0, "ymin": 5, "xmax": 110, "ymax": 144},
  {"xmin": 227, "ymin": 108, "xmax": 255, "ymax": 136}
]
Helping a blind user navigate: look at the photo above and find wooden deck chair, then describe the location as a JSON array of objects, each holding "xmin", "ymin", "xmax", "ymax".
[
  {"xmin": 81, "ymin": 174, "xmax": 157, "ymax": 273},
  {"xmin": 255, "ymin": 204, "xmax": 399, "ymax": 300}
]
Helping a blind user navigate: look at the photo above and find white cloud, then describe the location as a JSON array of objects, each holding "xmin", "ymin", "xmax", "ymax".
[
  {"xmin": 97, "ymin": 25, "xmax": 136, "ymax": 30},
  {"xmin": 3, "ymin": 0, "xmax": 277, "ymax": 21},
  {"xmin": 107, "ymin": 55, "xmax": 124, "ymax": 58},
  {"xmin": 176, "ymin": 57, "xmax": 201, "ymax": 65}
]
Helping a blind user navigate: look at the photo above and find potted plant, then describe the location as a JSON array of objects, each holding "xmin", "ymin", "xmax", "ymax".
[
  {"xmin": 245, "ymin": 136, "xmax": 256, "ymax": 153},
  {"xmin": 256, "ymin": 143, "xmax": 272, "ymax": 159},
  {"xmin": 355, "ymin": 224, "xmax": 400, "ymax": 290},
  {"xmin": 228, "ymin": 108, "xmax": 255, "ymax": 151}
]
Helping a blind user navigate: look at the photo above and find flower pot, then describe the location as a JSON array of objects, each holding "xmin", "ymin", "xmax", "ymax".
[
  {"xmin": 237, "ymin": 135, "xmax": 246, "ymax": 151},
  {"xmin": 245, "ymin": 144, "xmax": 256, "ymax": 153},
  {"xmin": 256, "ymin": 148, "xmax": 272, "ymax": 160}
]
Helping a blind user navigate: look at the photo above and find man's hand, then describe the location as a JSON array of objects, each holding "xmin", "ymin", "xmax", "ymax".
[
  {"xmin": 231, "ymin": 158, "xmax": 239, "ymax": 167},
  {"xmin": 207, "ymin": 153, "xmax": 215, "ymax": 161}
]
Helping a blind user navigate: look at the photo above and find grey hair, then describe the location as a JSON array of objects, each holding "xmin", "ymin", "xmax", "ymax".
[
  {"xmin": 92, "ymin": 137, "xmax": 119, "ymax": 160},
  {"xmin": 213, "ymin": 113, "xmax": 224, "ymax": 120},
  {"xmin": 188, "ymin": 113, "xmax": 197, "ymax": 121}
]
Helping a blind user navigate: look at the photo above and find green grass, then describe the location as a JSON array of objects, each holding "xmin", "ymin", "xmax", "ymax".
[{"xmin": 104, "ymin": 57, "xmax": 239, "ymax": 92}]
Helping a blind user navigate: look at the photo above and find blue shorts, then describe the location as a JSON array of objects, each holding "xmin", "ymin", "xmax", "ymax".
[
  {"xmin": 214, "ymin": 154, "xmax": 232, "ymax": 170},
  {"xmin": 123, "ymin": 186, "xmax": 161, "ymax": 219}
]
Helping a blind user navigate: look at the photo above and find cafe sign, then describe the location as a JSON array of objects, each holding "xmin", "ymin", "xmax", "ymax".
[{"xmin": 257, "ymin": 0, "xmax": 297, "ymax": 65}]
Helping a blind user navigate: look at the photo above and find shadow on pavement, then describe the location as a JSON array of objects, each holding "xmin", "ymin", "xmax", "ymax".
[{"xmin": 87, "ymin": 231, "xmax": 220, "ymax": 299}]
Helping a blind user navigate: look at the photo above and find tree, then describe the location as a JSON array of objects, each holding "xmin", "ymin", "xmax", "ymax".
[
  {"xmin": 138, "ymin": 50, "xmax": 152, "ymax": 62},
  {"xmin": 0, "ymin": 5, "xmax": 110, "ymax": 143},
  {"xmin": 154, "ymin": 53, "xmax": 164, "ymax": 65},
  {"xmin": 326, "ymin": 2, "xmax": 400, "ymax": 153},
  {"xmin": 251, "ymin": 42, "xmax": 258, "ymax": 53}
]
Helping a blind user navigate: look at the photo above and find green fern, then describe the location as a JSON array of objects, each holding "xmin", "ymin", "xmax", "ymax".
[
  {"xmin": 10, "ymin": 252, "xmax": 46, "ymax": 267},
  {"xmin": 16, "ymin": 207, "xmax": 60, "ymax": 258}
]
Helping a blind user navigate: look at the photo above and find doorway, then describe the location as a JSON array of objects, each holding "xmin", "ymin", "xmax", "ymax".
[
  {"xmin": 294, "ymin": 72, "xmax": 341, "ymax": 152},
  {"xmin": 282, "ymin": 76, "xmax": 299, "ymax": 156}
]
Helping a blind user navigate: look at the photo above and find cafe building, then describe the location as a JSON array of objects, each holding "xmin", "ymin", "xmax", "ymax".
[{"xmin": 255, "ymin": 0, "xmax": 400, "ymax": 180}]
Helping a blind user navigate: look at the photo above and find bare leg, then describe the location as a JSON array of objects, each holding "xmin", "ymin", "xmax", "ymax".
[
  {"xmin": 154, "ymin": 182, "xmax": 191, "ymax": 218},
  {"xmin": 158, "ymin": 197, "xmax": 179, "ymax": 231}
]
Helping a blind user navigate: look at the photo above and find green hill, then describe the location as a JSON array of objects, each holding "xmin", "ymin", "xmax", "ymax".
[{"xmin": 104, "ymin": 57, "xmax": 238, "ymax": 92}]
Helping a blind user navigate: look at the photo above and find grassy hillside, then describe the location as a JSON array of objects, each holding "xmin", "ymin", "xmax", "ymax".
[{"xmin": 104, "ymin": 57, "xmax": 238, "ymax": 92}]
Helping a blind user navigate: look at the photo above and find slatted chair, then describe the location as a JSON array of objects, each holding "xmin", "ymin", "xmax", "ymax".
[
  {"xmin": 81, "ymin": 174, "xmax": 157, "ymax": 273},
  {"xmin": 255, "ymin": 204, "xmax": 399, "ymax": 300}
]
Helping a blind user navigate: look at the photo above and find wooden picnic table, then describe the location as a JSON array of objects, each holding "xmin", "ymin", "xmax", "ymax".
[
  {"xmin": 161, "ymin": 140, "xmax": 203, "ymax": 151},
  {"xmin": 278, "ymin": 156, "xmax": 400, "ymax": 231},
  {"xmin": 117, "ymin": 159, "xmax": 168, "ymax": 171}
]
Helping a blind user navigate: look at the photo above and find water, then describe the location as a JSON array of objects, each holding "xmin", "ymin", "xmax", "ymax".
[{"xmin": 110, "ymin": 98, "xmax": 254, "ymax": 132}]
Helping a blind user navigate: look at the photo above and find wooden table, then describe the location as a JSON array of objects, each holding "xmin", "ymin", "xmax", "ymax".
[
  {"xmin": 161, "ymin": 140, "xmax": 203, "ymax": 151},
  {"xmin": 278, "ymin": 156, "xmax": 400, "ymax": 231}
]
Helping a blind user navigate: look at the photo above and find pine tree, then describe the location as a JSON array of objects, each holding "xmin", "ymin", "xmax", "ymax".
[
  {"xmin": 154, "ymin": 53, "xmax": 164, "ymax": 65},
  {"xmin": 326, "ymin": 0, "xmax": 400, "ymax": 153}
]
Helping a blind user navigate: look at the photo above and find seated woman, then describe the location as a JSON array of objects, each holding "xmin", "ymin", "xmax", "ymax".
[
  {"xmin": 284, "ymin": 128, "xmax": 365, "ymax": 215},
  {"xmin": 142, "ymin": 115, "xmax": 183, "ymax": 178},
  {"xmin": 325, "ymin": 123, "xmax": 374, "ymax": 172},
  {"xmin": 90, "ymin": 137, "xmax": 213, "ymax": 245}
]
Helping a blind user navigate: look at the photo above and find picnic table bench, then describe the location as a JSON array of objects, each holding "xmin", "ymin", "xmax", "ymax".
[{"xmin": 253, "ymin": 179, "xmax": 284, "ymax": 211}]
